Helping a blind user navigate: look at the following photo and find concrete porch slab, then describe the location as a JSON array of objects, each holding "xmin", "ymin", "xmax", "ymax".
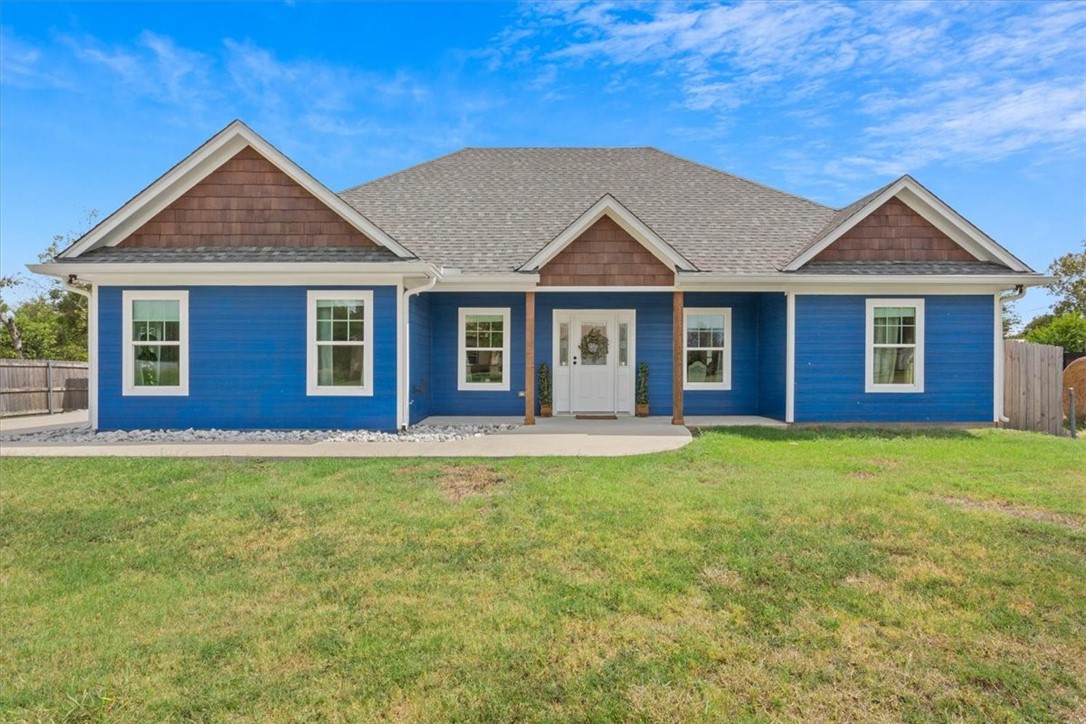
[{"xmin": 685, "ymin": 415, "xmax": 788, "ymax": 428}]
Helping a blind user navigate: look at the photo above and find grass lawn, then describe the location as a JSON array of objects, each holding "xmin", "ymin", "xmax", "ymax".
[{"xmin": 2, "ymin": 428, "xmax": 1084, "ymax": 721}]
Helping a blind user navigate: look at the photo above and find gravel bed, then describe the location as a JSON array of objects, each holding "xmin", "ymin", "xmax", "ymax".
[{"xmin": 3, "ymin": 424, "xmax": 517, "ymax": 445}]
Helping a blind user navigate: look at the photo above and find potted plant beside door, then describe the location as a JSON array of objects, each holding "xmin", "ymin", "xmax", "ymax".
[
  {"xmin": 538, "ymin": 362, "xmax": 553, "ymax": 417},
  {"xmin": 636, "ymin": 362, "xmax": 650, "ymax": 417}
]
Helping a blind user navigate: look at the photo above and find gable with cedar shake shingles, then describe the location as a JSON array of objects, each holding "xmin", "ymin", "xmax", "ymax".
[
  {"xmin": 539, "ymin": 216, "xmax": 675, "ymax": 286},
  {"xmin": 812, "ymin": 197, "xmax": 977, "ymax": 263},
  {"xmin": 119, "ymin": 147, "xmax": 379, "ymax": 249}
]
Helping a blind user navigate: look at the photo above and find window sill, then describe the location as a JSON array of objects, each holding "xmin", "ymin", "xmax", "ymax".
[{"xmin": 307, "ymin": 387, "xmax": 374, "ymax": 397}]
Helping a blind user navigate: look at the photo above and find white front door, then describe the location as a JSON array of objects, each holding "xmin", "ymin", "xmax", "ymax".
[
  {"xmin": 572, "ymin": 314, "xmax": 615, "ymax": 413},
  {"xmin": 553, "ymin": 310, "xmax": 635, "ymax": 415}
]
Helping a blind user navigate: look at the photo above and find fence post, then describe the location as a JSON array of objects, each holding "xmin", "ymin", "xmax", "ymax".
[
  {"xmin": 46, "ymin": 359, "xmax": 54, "ymax": 415},
  {"xmin": 1071, "ymin": 388, "xmax": 1078, "ymax": 440}
]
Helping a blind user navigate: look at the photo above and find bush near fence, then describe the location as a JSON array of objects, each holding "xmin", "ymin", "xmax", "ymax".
[{"xmin": 0, "ymin": 359, "xmax": 88, "ymax": 417}]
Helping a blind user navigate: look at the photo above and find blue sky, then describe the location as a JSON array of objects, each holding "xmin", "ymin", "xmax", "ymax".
[{"xmin": 2, "ymin": 1, "xmax": 1083, "ymax": 319}]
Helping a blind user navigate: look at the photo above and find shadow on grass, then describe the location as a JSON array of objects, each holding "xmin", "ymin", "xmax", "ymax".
[{"xmin": 692, "ymin": 425, "xmax": 985, "ymax": 442}]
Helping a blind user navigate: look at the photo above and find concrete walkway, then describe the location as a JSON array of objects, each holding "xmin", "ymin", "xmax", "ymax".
[
  {"xmin": 0, "ymin": 410, "xmax": 89, "ymax": 436},
  {"xmin": 0, "ymin": 415, "xmax": 692, "ymax": 458}
]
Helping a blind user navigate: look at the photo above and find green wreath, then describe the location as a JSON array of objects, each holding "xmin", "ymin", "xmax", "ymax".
[{"xmin": 578, "ymin": 327, "xmax": 609, "ymax": 360}]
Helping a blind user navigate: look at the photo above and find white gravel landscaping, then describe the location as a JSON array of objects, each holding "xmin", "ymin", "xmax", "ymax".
[{"xmin": 3, "ymin": 424, "xmax": 517, "ymax": 445}]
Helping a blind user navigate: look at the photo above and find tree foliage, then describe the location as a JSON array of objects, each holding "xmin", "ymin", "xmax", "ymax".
[
  {"xmin": 1023, "ymin": 313, "xmax": 1086, "ymax": 353},
  {"xmin": 0, "ymin": 215, "xmax": 96, "ymax": 360},
  {"xmin": 1045, "ymin": 240, "xmax": 1085, "ymax": 315}
]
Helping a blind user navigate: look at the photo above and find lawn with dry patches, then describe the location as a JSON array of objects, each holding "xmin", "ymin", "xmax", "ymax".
[{"xmin": 2, "ymin": 428, "xmax": 1084, "ymax": 721}]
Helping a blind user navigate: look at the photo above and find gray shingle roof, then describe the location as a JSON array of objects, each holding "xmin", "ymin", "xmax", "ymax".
[
  {"xmin": 54, "ymin": 246, "xmax": 404, "ymax": 264},
  {"xmin": 791, "ymin": 261, "xmax": 1025, "ymax": 275},
  {"xmin": 339, "ymin": 148, "xmax": 839, "ymax": 275}
]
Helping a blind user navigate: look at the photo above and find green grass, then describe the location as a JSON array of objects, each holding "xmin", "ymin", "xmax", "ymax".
[{"xmin": 2, "ymin": 428, "xmax": 1084, "ymax": 722}]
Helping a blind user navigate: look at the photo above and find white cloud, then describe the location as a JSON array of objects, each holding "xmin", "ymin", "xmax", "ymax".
[{"xmin": 505, "ymin": 0, "xmax": 1086, "ymax": 180}]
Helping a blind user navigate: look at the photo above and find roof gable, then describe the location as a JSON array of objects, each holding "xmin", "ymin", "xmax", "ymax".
[
  {"xmin": 811, "ymin": 197, "xmax": 978, "ymax": 263},
  {"xmin": 117, "ymin": 147, "xmax": 380, "ymax": 250},
  {"xmin": 519, "ymin": 194, "xmax": 697, "ymax": 273},
  {"xmin": 785, "ymin": 176, "xmax": 1031, "ymax": 272},
  {"xmin": 59, "ymin": 120, "xmax": 413, "ymax": 260},
  {"xmin": 538, "ymin": 216, "xmax": 674, "ymax": 286}
]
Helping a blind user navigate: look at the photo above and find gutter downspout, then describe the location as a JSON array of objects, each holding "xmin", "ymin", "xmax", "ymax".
[
  {"xmin": 63, "ymin": 275, "xmax": 96, "ymax": 430},
  {"xmin": 400, "ymin": 266, "xmax": 440, "ymax": 430},
  {"xmin": 996, "ymin": 284, "xmax": 1026, "ymax": 424}
]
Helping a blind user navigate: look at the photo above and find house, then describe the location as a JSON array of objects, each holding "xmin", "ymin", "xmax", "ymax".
[{"xmin": 30, "ymin": 120, "xmax": 1045, "ymax": 431}]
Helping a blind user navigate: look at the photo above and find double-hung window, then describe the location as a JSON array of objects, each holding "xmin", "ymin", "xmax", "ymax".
[
  {"xmin": 122, "ymin": 290, "xmax": 189, "ymax": 396},
  {"xmin": 683, "ymin": 308, "xmax": 732, "ymax": 390},
  {"xmin": 866, "ymin": 299, "xmax": 924, "ymax": 393},
  {"xmin": 458, "ymin": 308, "xmax": 510, "ymax": 391},
  {"xmin": 307, "ymin": 290, "xmax": 374, "ymax": 396}
]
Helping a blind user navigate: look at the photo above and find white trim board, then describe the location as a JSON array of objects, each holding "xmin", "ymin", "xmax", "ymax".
[
  {"xmin": 457, "ymin": 307, "xmax": 512, "ymax": 392},
  {"xmin": 682, "ymin": 307, "xmax": 733, "ymax": 391},
  {"xmin": 519, "ymin": 194, "xmax": 697, "ymax": 273},
  {"xmin": 121, "ymin": 290, "xmax": 190, "ymax": 397},
  {"xmin": 864, "ymin": 298, "xmax": 926, "ymax": 394},
  {"xmin": 784, "ymin": 176, "xmax": 1032, "ymax": 272},
  {"xmin": 58, "ymin": 120, "xmax": 414, "ymax": 260},
  {"xmin": 305, "ymin": 290, "xmax": 375, "ymax": 397}
]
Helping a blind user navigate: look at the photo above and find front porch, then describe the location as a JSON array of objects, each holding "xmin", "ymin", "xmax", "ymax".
[
  {"xmin": 417, "ymin": 415, "xmax": 788, "ymax": 431},
  {"xmin": 411, "ymin": 290, "xmax": 789, "ymax": 427}
]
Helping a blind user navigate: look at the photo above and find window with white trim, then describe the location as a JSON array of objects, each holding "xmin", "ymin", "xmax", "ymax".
[
  {"xmin": 122, "ymin": 290, "xmax": 189, "ymax": 396},
  {"xmin": 865, "ymin": 299, "xmax": 925, "ymax": 393},
  {"xmin": 307, "ymin": 291, "xmax": 374, "ymax": 396},
  {"xmin": 683, "ymin": 308, "xmax": 732, "ymax": 390},
  {"xmin": 458, "ymin": 308, "xmax": 510, "ymax": 391}
]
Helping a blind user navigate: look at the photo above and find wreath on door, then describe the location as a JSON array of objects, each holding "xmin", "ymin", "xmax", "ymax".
[{"xmin": 578, "ymin": 327, "xmax": 609, "ymax": 361}]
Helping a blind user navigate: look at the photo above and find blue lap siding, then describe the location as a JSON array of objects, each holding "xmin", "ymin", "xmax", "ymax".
[
  {"xmin": 756, "ymin": 293, "xmax": 787, "ymax": 420},
  {"xmin": 794, "ymin": 294, "xmax": 995, "ymax": 422},
  {"xmin": 428, "ymin": 292, "xmax": 527, "ymax": 416},
  {"xmin": 680, "ymin": 292, "xmax": 764, "ymax": 416},
  {"xmin": 408, "ymin": 293, "xmax": 432, "ymax": 424},
  {"xmin": 535, "ymin": 292, "xmax": 675, "ymax": 416},
  {"xmin": 98, "ymin": 286, "xmax": 399, "ymax": 430}
]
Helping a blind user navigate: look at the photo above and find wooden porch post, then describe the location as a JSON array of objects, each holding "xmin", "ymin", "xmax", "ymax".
[
  {"xmin": 525, "ymin": 291, "xmax": 536, "ymax": 425},
  {"xmin": 672, "ymin": 290, "xmax": 684, "ymax": 425}
]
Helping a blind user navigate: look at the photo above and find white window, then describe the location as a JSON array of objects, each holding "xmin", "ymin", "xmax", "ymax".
[
  {"xmin": 122, "ymin": 290, "xmax": 189, "ymax": 396},
  {"xmin": 307, "ymin": 290, "xmax": 374, "ymax": 396},
  {"xmin": 458, "ymin": 308, "xmax": 510, "ymax": 391},
  {"xmin": 683, "ymin": 307, "xmax": 732, "ymax": 390},
  {"xmin": 866, "ymin": 299, "xmax": 925, "ymax": 393}
]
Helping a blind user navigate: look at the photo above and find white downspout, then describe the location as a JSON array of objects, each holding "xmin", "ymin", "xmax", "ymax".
[
  {"xmin": 400, "ymin": 266, "xmax": 440, "ymax": 430},
  {"xmin": 995, "ymin": 284, "xmax": 1026, "ymax": 424},
  {"xmin": 63, "ymin": 276, "xmax": 97, "ymax": 430}
]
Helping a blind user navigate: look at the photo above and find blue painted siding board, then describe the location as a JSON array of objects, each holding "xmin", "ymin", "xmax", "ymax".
[
  {"xmin": 681, "ymin": 292, "xmax": 764, "ymax": 416},
  {"xmin": 535, "ymin": 292, "xmax": 675, "ymax": 415},
  {"xmin": 794, "ymin": 295, "xmax": 995, "ymax": 422},
  {"xmin": 409, "ymin": 294, "xmax": 432, "ymax": 424},
  {"xmin": 428, "ymin": 292, "xmax": 527, "ymax": 416},
  {"xmin": 98, "ymin": 286, "xmax": 399, "ymax": 430},
  {"xmin": 757, "ymin": 293, "xmax": 787, "ymax": 419}
]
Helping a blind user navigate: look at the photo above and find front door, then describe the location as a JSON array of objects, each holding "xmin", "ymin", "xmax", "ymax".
[{"xmin": 571, "ymin": 313, "xmax": 616, "ymax": 413}]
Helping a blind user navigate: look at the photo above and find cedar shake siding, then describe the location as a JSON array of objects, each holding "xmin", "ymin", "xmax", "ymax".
[
  {"xmin": 539, "ymin": 216, "xmax": 674, "ymax": 286},
  {"xmin": 813, "ymin": 197, "xmax": 977, "ymax": 263},
  {"xmin": 118, "ymin": 147, "xmax": 378, "ymax": 249}
]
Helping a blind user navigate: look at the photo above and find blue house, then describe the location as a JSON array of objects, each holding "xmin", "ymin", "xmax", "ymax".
[{"xmin": 32, "ymin": 121, "xmax": 1045, "ymax": 431}]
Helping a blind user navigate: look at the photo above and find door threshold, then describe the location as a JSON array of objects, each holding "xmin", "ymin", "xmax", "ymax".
[{"xmin": 574, "ymin": 414, "xmax": 619, "ymax": 420}]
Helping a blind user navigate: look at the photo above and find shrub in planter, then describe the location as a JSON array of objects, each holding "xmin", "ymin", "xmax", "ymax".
[
  {"xmin": 635, "ymin": 362, "xmax": 649, "ymax": 417},
  {"xmin": 538, "ymin": 362, "xmax": 553, "ymax": 417}
]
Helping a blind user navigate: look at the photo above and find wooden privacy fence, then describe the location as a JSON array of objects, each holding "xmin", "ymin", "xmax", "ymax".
[
  {"xmin": 0, "ymin": 359, "xmax": 89, "ymax": 417},
  {"xmin": 1003, "ymin": 341, "xmax": 1064, "ymax": 436}
]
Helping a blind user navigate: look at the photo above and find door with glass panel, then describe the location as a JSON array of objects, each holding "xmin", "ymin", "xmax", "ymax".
[{"xmin": 554, "ymin": 310, "xmax": 635, "ymax": 414}]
